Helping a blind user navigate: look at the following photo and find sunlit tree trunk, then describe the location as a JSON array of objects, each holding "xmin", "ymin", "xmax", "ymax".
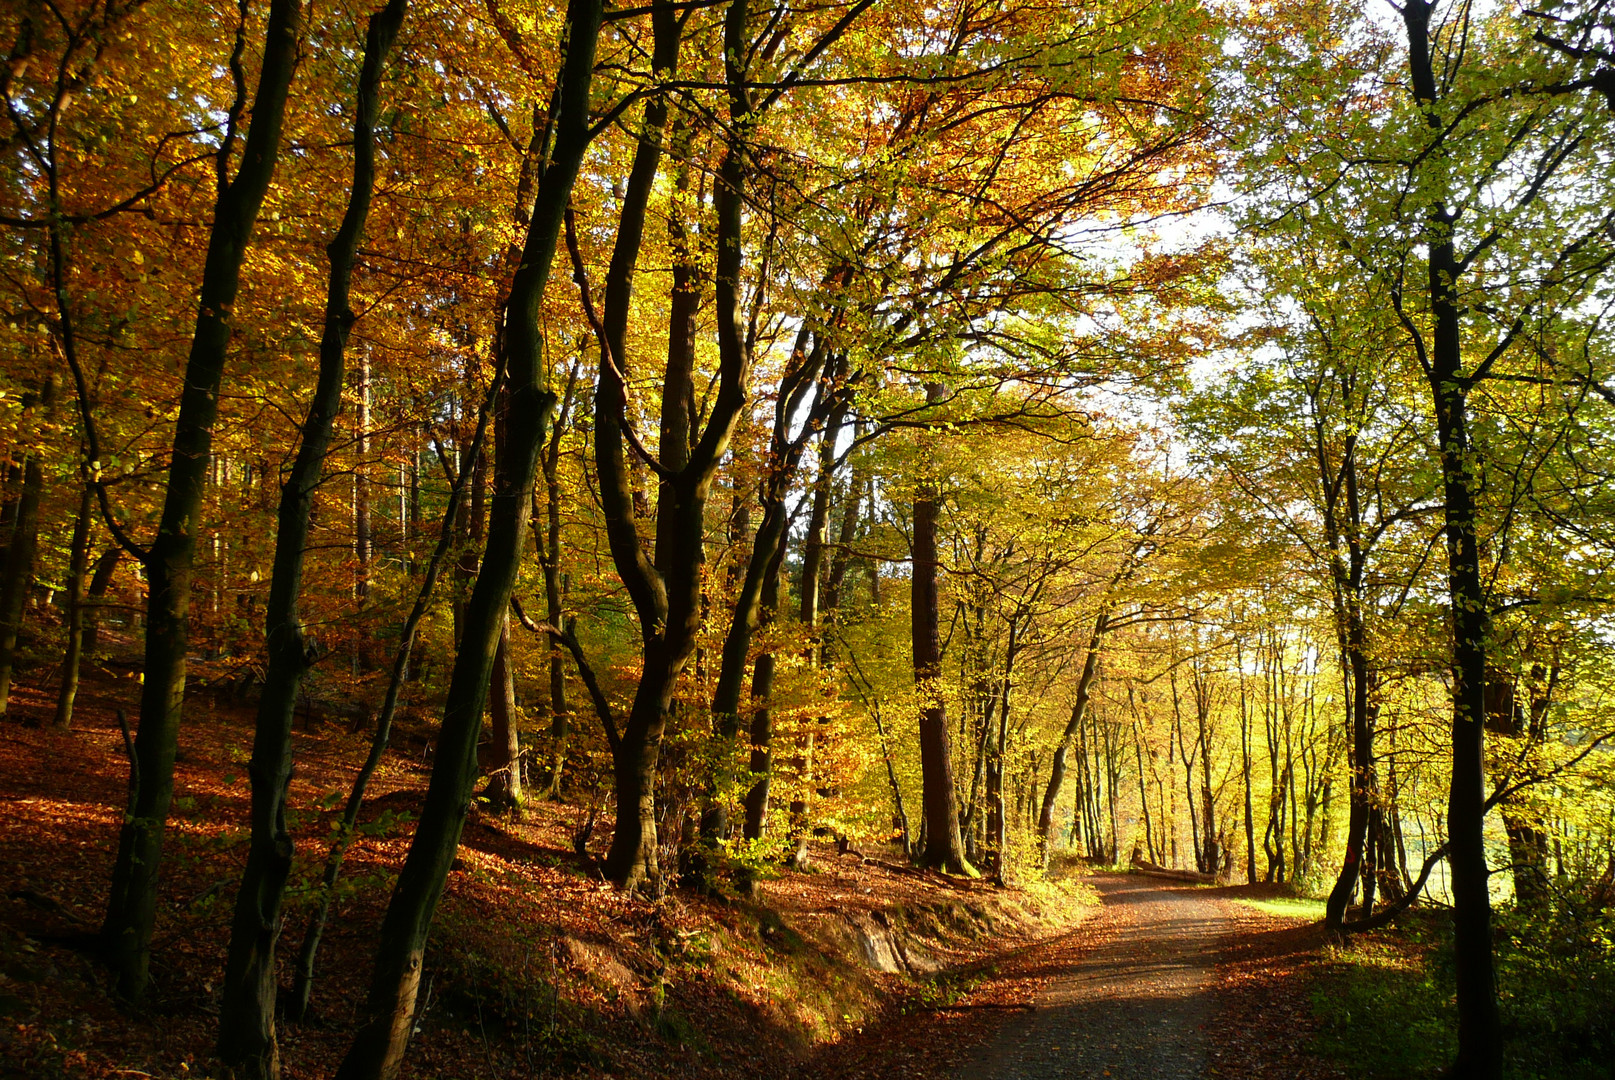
[{"xmin": 1038, "ymin": 610, "xmax": 1107, "ymax": 864}]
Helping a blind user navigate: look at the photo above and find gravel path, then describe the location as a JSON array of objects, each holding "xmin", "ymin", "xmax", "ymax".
[{"xmin": 953, "ymin": 872, "xmax": 1229, "ymax": 1080}]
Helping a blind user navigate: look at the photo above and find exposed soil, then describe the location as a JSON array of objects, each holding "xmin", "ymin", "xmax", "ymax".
[
  {"xmin": 801, "ymin": 878, "xmax": 1345, "ymax": 1080},
  {"xmin": 952, "ymin": 873, "xmax": 1225, "ymax": 1080}
]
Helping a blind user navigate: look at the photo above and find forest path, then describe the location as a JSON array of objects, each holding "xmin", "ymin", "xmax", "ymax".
[{"xmin": 952, "ymin": 872, "xmax": 1228, "ymax": 1080}]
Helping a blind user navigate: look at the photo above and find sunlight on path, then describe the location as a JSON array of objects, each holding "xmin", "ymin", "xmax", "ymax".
[{"xmin": 954, "ymin": 873, "xmax": 1227, "ymax": 1080}]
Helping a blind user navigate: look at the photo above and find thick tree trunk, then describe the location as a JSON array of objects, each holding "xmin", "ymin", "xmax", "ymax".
[
  {"xmin": 333, "ymin": 0, "xmax": 599, "ymax": 1071},
  {"xmin": 102, "ymin": 0, "xmax": 302, "ymax": 1003},
  {"xmin": 217, "ymin": 4, "xmax": 405, "ymax": 1073},
  {"xmin": 0, "ymin": 374, "xmax": 58, "ymax": 716},
  {"xmin": 604, "ymin": 652, "xmax": 677, "ymax": 890}
]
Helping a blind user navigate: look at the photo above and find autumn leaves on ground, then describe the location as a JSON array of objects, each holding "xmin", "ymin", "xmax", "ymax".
[
  {"xmin": 0, "ymin": 665, "xmax": 1335, "ymax": 1080},
  {"xmin": 6, "ymin": 0, "xmax": 1615, "ymax": 1078}
]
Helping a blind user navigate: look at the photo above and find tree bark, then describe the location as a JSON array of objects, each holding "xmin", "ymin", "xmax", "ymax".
[
  {"xmin": 102, "ymin": 0, "xmax": 302, "ymax": 1002},
  {"xmin": 481, "ymin": 618, "xmax": 523, "ymax": 811},
  {"xmin": 539, "ymin": 368, "xmax": 578, "ymax": 797},
  {"xmin": 912, "ymin": 384, "xmax": 970, "ymax": 876},
  {"xmin": 53, "ymin": 481, "xmax": 95, "ymax": 728},
  {"xmin": 290, "ymin": 377, "xmax": 496, "ymax": 1024},
  {"xmin": 218, "ymin": 3, "xmax": 405, "ymax": 1073},
  {"xmin": 586, "ymin": 1, "xmax": 756, "ymax": 892},
  {"xmin": 704, "ymin": 329, "xmax": 833, "ymax": 850},
  {"xmin": 740, "ymin": 541, "xmax": 788, "ymax": 840},
  {"xmin": 1402, "ymin": 6, "xmax": 1502, "ymax": 1073},
  {"xmin": 81, "ymin": 546, "xmax": 119, "ymax": 657},
  {"xmin": 0, "ymin": 374, "xmax": 58, "ymax": 716},
  {"xmin": 334, "ymin": 0, "xmax": 600, "ymax": 1070},
  {"xmin": 1037, "ymin": 609, "xmax": 1107, "ymax": 864}
]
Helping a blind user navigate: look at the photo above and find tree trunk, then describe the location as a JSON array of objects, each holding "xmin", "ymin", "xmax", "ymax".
[
  {"xmin": 81, "ymin": 546, "xmax": 120, "ymax": 657},
  {"xmin": 102, "ymin": 0, "xmax": 302, "ymax": 1003},
  {"xmin": 912, "ymin": 385, "xmax": 970, "ymax": 876},
  {"xmin": 354, "ymin": 352, "xmax": 372, "ymax": 604},
  {"xmin": 0, "ymin": 374, "xmax": 58, "ymax": 716},
  {"xmin": 290, "ymin": 373, "xmax": 494, "ymax": 1025},
  {"xmin": 585, "ymin": 0, "xmax": 697, "ymax": 893},
  {"xmin": 1237, "ymin": 642, "xmax": 1256, "ymax": 884},
  {"xmin": 741, "ymin": 540, "xmax": 789, "ymax": 840},
  {"xmin": 333, "ymin": 0, "xmax": 598, "ymax": 1070},
  {"xmin": 1038, "ymin": 610, "xmax": 1107, "ymax": 864},
  {"xmin": 217, "ymin": 4, "xmax": 405, "ymax": 1073},
  {"xmin": 785, "ymin": 402, "xmax": 839, "ymax": 867},
  {"xmin": 53, "ymin": 482, "xmax": 95, "ymax": 728},
  {"xmin": 705, "ymin": 328, "xmax": 832, "ymax": 852},
  {"xmin": 539, "ymin": 369, "xmax": 578, "ymax": 798},
  {"xmin": 1401, "ymin": 6, "xmax": 1501, "ymax": 1072},
  {"xmin": 481, "ymin": 618, "xmax": 522, "ymax": 811}
]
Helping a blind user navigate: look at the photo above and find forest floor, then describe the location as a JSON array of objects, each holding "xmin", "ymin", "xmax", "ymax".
[{"xmin": 0, "ymin": 656, "xmax": 1343, "ymax": 1080}]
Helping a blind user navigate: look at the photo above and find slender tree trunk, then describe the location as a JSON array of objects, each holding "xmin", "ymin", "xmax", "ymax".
[
  {"xmin": 289, "ymin": 373, "xmax": 494, "ymax": 1024},
  {"xmin": 102, "ymin": 0, "xmax": 303, "ymax": 1002},
  {"xmin": 0, "ymin": 374, "xmax": 58, "ymax": 715},
  {"xmin": 217, "ymin": 5, "xmax": 405, "ymax": 1073},
  {"xmin": 705, "ymin": 330, "xmax": 832, "ymax": 851},
  {"xmin": 912, "ymin": 384, "xmax": 969, "ymax": 876},
  {"xmin": 355, "ymin": 352, "xmax": 372, "ymax": 603},
  {"xmin": 53, "ymin": 482, "xmax": 95, "ymax": 728},
  {"xmin": 1326, "ymin": 641, "xmax": 1378, "ymax": 925},
  {"xmin": 1194, "ymin": 664, "xmax": 1217, "ymax": 877},
  {"xmin": 741, "ymin": 539, "xmax": 789, "ymax": 839},
  {"xmin": 1038, "ymin": 610, "xmax": 1107, "ymax": 864},
  {"xmin": 334, "ymin": 0, "xmax": 598, "ymax": 1070},
  {"xmin": 1133, "ymin": 709, "xmax": 1156, "ymax": 864},
  {"xmin": 1237, "ymin": 640, "xmax": 1256, "ymax": 884},
  {"xmin": 481, "ymin": 618, "xmax": 522, "ymax": 811},
  {"xmin": 539, "ymin": 370, "xmax": 578, "ymax": 798},
  {"xmin": 785, "ymin": 406, "xmax": 839, "ymax": 867},
  {"xmin": 81, "ymin": 546, "xmax": 119, "ymax": 657}
]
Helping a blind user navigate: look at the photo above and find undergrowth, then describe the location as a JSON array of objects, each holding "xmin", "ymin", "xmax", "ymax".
[{"xmin": 1312, "ymin": 901, "xmax": 1615, "ymax": 1080}]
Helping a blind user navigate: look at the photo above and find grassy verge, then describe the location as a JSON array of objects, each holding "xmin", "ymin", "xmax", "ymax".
[{"xmin": 1237, "ymin": 896, "xmax": 1327, "ymax": 920}]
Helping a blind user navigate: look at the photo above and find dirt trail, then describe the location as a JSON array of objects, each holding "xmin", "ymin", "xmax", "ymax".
[{"xmin": 954, "ymin": 872, "xmax": 1229, "ymax": 1080}]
